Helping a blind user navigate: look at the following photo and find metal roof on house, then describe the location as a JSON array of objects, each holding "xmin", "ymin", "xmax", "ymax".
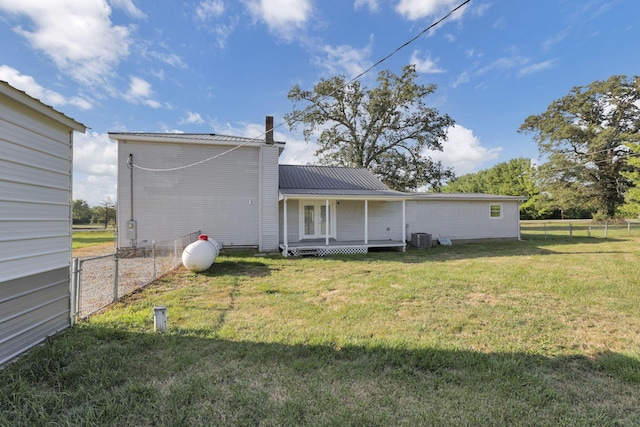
[
  {"xmin": 108, "ymin": 132, "xmax": 285, "ymax": 146},
  {"xmin": 278, "ymin": 165, "xmax": 407, "ymax": 198},
  {"xmin": 409, "ymin": 192, "xmax": 526, "ymax": 202}
]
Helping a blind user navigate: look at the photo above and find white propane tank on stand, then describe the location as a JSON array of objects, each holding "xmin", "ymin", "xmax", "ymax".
[{"xmin": 182, "ymin": 234, "xmax": 220, "ymax": 272}]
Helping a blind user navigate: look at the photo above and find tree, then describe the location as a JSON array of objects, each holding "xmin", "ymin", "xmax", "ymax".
[
  {"xmin": 72, "ymin": 199, "xmax": 92, "ymax": 224},
  {"xmin": 91, "ymin": 197, "xmax": 116, "ymax": 228},
  {"xmin": 442, "ymin": 158, "xmax": 540, "ymax": 218},
  {"xmin": 519, "ymin": 75, "xmax": 640, "ymax": 218},
  {"xmin": 285, "ymin": 65, "xmax": 455, "ymax": 191},
  {"xmin": 620, "ymin": 140, "xmax": 640, "ymax": 218}
]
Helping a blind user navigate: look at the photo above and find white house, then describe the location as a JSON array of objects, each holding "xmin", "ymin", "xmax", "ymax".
[
  {"xmin": 0, "ymin": 81, "xmax": 86, "ymax": 365},
  {"xmin": 111, "ymin": 117, "xmax": 524, "ymax": 256}
]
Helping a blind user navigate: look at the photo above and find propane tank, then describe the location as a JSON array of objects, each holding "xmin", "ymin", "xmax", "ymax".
[{"xmin": 182, "ymin": 234, "xmax": 220, "ymax": 272}]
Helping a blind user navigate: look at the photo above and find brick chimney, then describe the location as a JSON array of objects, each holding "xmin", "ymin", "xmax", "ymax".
[{"xmin": 265, "ymin": 115, "xmax": 274, "ymax": 144}]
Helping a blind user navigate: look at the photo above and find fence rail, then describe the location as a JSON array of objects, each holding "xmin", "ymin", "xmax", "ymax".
[
  {"xmin": 520, "ymin": 220, "xmax": 640, "ymax": 239},
  {"xmin": 71, "ymin": 231, "xmax": 200, "ymax": 321}
]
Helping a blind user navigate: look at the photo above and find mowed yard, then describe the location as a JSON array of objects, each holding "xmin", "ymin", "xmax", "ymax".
[{"xmin": 2, "ymin": 227, "xmax": 640, "ymax": 426}]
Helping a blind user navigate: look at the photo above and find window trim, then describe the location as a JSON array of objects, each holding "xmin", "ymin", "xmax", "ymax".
[{"xmin": 490, "ymin": 203, "xmax": 503, "ymax": 219}]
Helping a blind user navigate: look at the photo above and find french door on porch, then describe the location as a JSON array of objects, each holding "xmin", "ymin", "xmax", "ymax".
[{"xmin": 300, "ymin": 201, "xmax": 336, "ymax": 239}]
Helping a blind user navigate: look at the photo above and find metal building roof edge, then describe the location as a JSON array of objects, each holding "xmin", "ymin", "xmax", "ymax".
[{"xmin": 0, "ymin": 80, "xmax": 87, "ymax": 133}]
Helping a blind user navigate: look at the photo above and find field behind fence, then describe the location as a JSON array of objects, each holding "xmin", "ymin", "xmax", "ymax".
[
  {"xmin": 71, "ymin": 231, "xmax": 200, "ymax": 320},
  {"xmin": 521, "ymin": 220, "xmax": 640, "ymax": 239}
]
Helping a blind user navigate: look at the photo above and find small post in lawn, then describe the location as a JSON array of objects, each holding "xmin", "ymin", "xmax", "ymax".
[
  {"xmin": 154, "ymin": 306, "xmax": 167, "ymax": 333},
  {"xmin": 604, "ymin": 222, "xmax": 608, "ymax": 238},
  {"xmin": 569, "ymin": 223, "xmax": 573, "ymax": 238},
  {"xmin": 588, "ymin": 222, "xmax": 592, "ymax": 237},
  {"xmin": 627, "ymin": 221, "xmax": 631, "ymax": 236}
]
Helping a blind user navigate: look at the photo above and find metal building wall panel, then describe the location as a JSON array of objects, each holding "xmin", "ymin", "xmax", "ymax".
[
  {"xmin": 1, "ymin": 158, "xmax": 69, "ymax": 190},
  {"xmin": 0, "ymin": 200, "xmax": 69, "ymax": 219},
  {"xmin": 0, "ymin": 83, "xmax": 79, "ymax": 365},
  {"xmin": 0, "ymin": 220, "xmax": 68, "ymax": 240}
]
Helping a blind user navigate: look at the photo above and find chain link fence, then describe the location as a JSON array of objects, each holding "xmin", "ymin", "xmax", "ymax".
[
  {"xmin": 520, "ymin": 220, "xmax": 640, "ymax": 239},
  {"xmin": 71, "ymin": 231, "xmax": 200, "ymax": 320}
]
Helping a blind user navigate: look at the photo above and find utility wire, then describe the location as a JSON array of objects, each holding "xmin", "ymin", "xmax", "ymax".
[{"xmin": 131, "ymin": 0, "xmax": 472, "ymax": 173}]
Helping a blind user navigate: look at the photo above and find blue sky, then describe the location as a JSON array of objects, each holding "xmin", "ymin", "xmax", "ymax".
[{"xmin": 1, "ymin": 0, "xmax": 638, "ymax": 206}]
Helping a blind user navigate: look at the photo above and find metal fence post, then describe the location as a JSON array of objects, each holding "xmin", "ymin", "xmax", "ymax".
[
  {"xmin": 628, "ymin": 221, "xmax": 631, "ymax": 236},
  {"xmin": 71, "ymin": 257, "xmax": 80, "ymax": 325},
  {"xmin": 604, "ymin": 222, "xmax": 608, "ymax": 238},
  {"xmin": 569, "ymin": 223, "xmax": 573, "ymax": 238},
  {"xmin": 113, "ymin": 252, "xmax": 119, "ymax": 303}
]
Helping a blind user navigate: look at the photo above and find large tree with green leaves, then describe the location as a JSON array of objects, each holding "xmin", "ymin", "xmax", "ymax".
[
  {"xmin": 442, "ymin": 158, "xmax": 540, "ymax": 218},
  {"xmin": 285, "ymin": 65, "xmax": 455, "ymax": 191},
  {"xmin": 620, "ymin": 140, "xmax": 640, "ymax": 218},
  {"xmin": 519, "ymin": 75, "xmax": 640, "ymax": 218}
]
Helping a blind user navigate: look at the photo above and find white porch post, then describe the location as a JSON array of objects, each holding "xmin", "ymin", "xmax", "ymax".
[
  {"xmin": 364, "ymin": 200, "xmax": 368, "ymax": 244},
  {"xmin": 402, "ymin": 199, "xmax": 406, "ymax": 251},
  {"xmin": 283, "ymin": 197, "xmax": 288, "ymax": 256},
  {"xmin": 325, "ymin": 199, "xmax": 329, "ymax": 246}
]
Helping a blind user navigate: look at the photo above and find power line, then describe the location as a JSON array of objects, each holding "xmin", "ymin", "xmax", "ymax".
[{"xmin": 131, "ymin": 0, "xmax": 472, "ymax": 173}]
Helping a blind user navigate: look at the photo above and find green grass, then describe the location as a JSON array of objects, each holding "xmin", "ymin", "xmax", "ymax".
[
  {"xmin": 2, "ymin": 232, "xmax": 640, "ymax": 425},
  {"xmin": 72, "ymin": 229, "xmax": 115, "ymax": 249}
]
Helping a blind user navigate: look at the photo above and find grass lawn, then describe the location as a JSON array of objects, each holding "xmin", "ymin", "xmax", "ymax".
[
  {"xmin": 72, "ymin": 229, "xmax": 115, "ymax": 249},
  {"xmin": 2, "ymin": 231, "xmax": 640, "ymax": 425}
]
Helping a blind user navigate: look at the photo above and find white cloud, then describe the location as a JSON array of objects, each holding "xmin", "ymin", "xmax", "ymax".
[
  {"xmin": 195, "ymin": 0, "xmax": 225, "ymax": 20},
  {"xmin": 148, "ymin": 51, "xmax": 188, "ymax": 68},
  {"xmin": 354, "ymin": 0, "xmax": 379, "ymax": 12},
  {"xmin": 519, "ymin": 59, "xmax": 556, "ymax": 76},
  {"xmin": 0, "ymin": 65, "xmax": 93, "ymax": 110},
  {"xmin": 243, "ymin": 0, "xmax": 312, "ymax": 41},
  {"xmin": 181, "ymin": 111, "xmax": 205, "ymax": 125},
  {"xmin": 396, "ymin": 0, "xmax": 467, "ymax": 21},
  {"xmin": 73, "ymin": 131, "xmax": 118, "ymax": 206},
  {"xmin": 108, "ymin": 0, "xmax": 145, "ymax": 19},
  {"xmin": 0, "ymin": 0, "xmax": 132, "ymax": 86},
  {"xmin": 423, "ymin": 125, "xmax": 501, "ymax": 175},
  {"xmin": 124, "ymin": 76, "xmax": 161, "ymax": 108},
  {"xmin": 452, "ymin": 71, "xmax": 469, "ymax": 88},
  {"xmin": 410, "ymin": 50, "xmax": 446, "ymax": 74},
  {"xmin": 314, "ymin": 40, "xmax": 373, "ymax": 79}
]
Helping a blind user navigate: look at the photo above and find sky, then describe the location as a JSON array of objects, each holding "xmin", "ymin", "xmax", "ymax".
[{"xmin": 1, "ymin": 0, "xmax": 639, "ymax": 206}]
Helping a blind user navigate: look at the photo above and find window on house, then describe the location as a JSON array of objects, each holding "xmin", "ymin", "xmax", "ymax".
[{"xmin": 490, "ymin": 204, "xmax": 502, "ymax": 218}]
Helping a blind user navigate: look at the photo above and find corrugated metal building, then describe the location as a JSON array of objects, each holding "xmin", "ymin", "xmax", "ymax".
[
  {"xmin": 0, "ymin": 81, "xmax": 86, "ymax": 365},
  {"xmin": 110, "ymin": 121, "xmax": 284, "ymax": 251}
]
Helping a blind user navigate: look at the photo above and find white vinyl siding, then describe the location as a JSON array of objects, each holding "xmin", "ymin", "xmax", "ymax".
[
  {"xmin": 118, "ymin": 140, "xmax": 266, "ymax": 248},
  {"xmin": 405, "ymin": 200, "xmax": 520, "ymax": 241},
  {"xmin": 260, "ymin": 145, "xmax": 279, "ymax": 251},
  {"xmin": 0, "ymin": 83, "xmax": 84, "ymax": 365}
]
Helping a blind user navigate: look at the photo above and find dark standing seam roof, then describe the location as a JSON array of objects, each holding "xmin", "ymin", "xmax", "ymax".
[{"xmin": 278, "ymin": 165, "xmax": 407, "ymax": 197}]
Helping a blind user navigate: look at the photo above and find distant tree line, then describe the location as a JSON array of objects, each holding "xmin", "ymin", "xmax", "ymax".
[{"xmin": 73, "ymin": 198, "xmax": 116, "ymax": 227}]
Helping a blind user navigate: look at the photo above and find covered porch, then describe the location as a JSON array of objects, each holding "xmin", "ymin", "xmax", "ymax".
[{"xmin": 279, "ymin": 196, "xmax": 408, "ymax": 257}]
